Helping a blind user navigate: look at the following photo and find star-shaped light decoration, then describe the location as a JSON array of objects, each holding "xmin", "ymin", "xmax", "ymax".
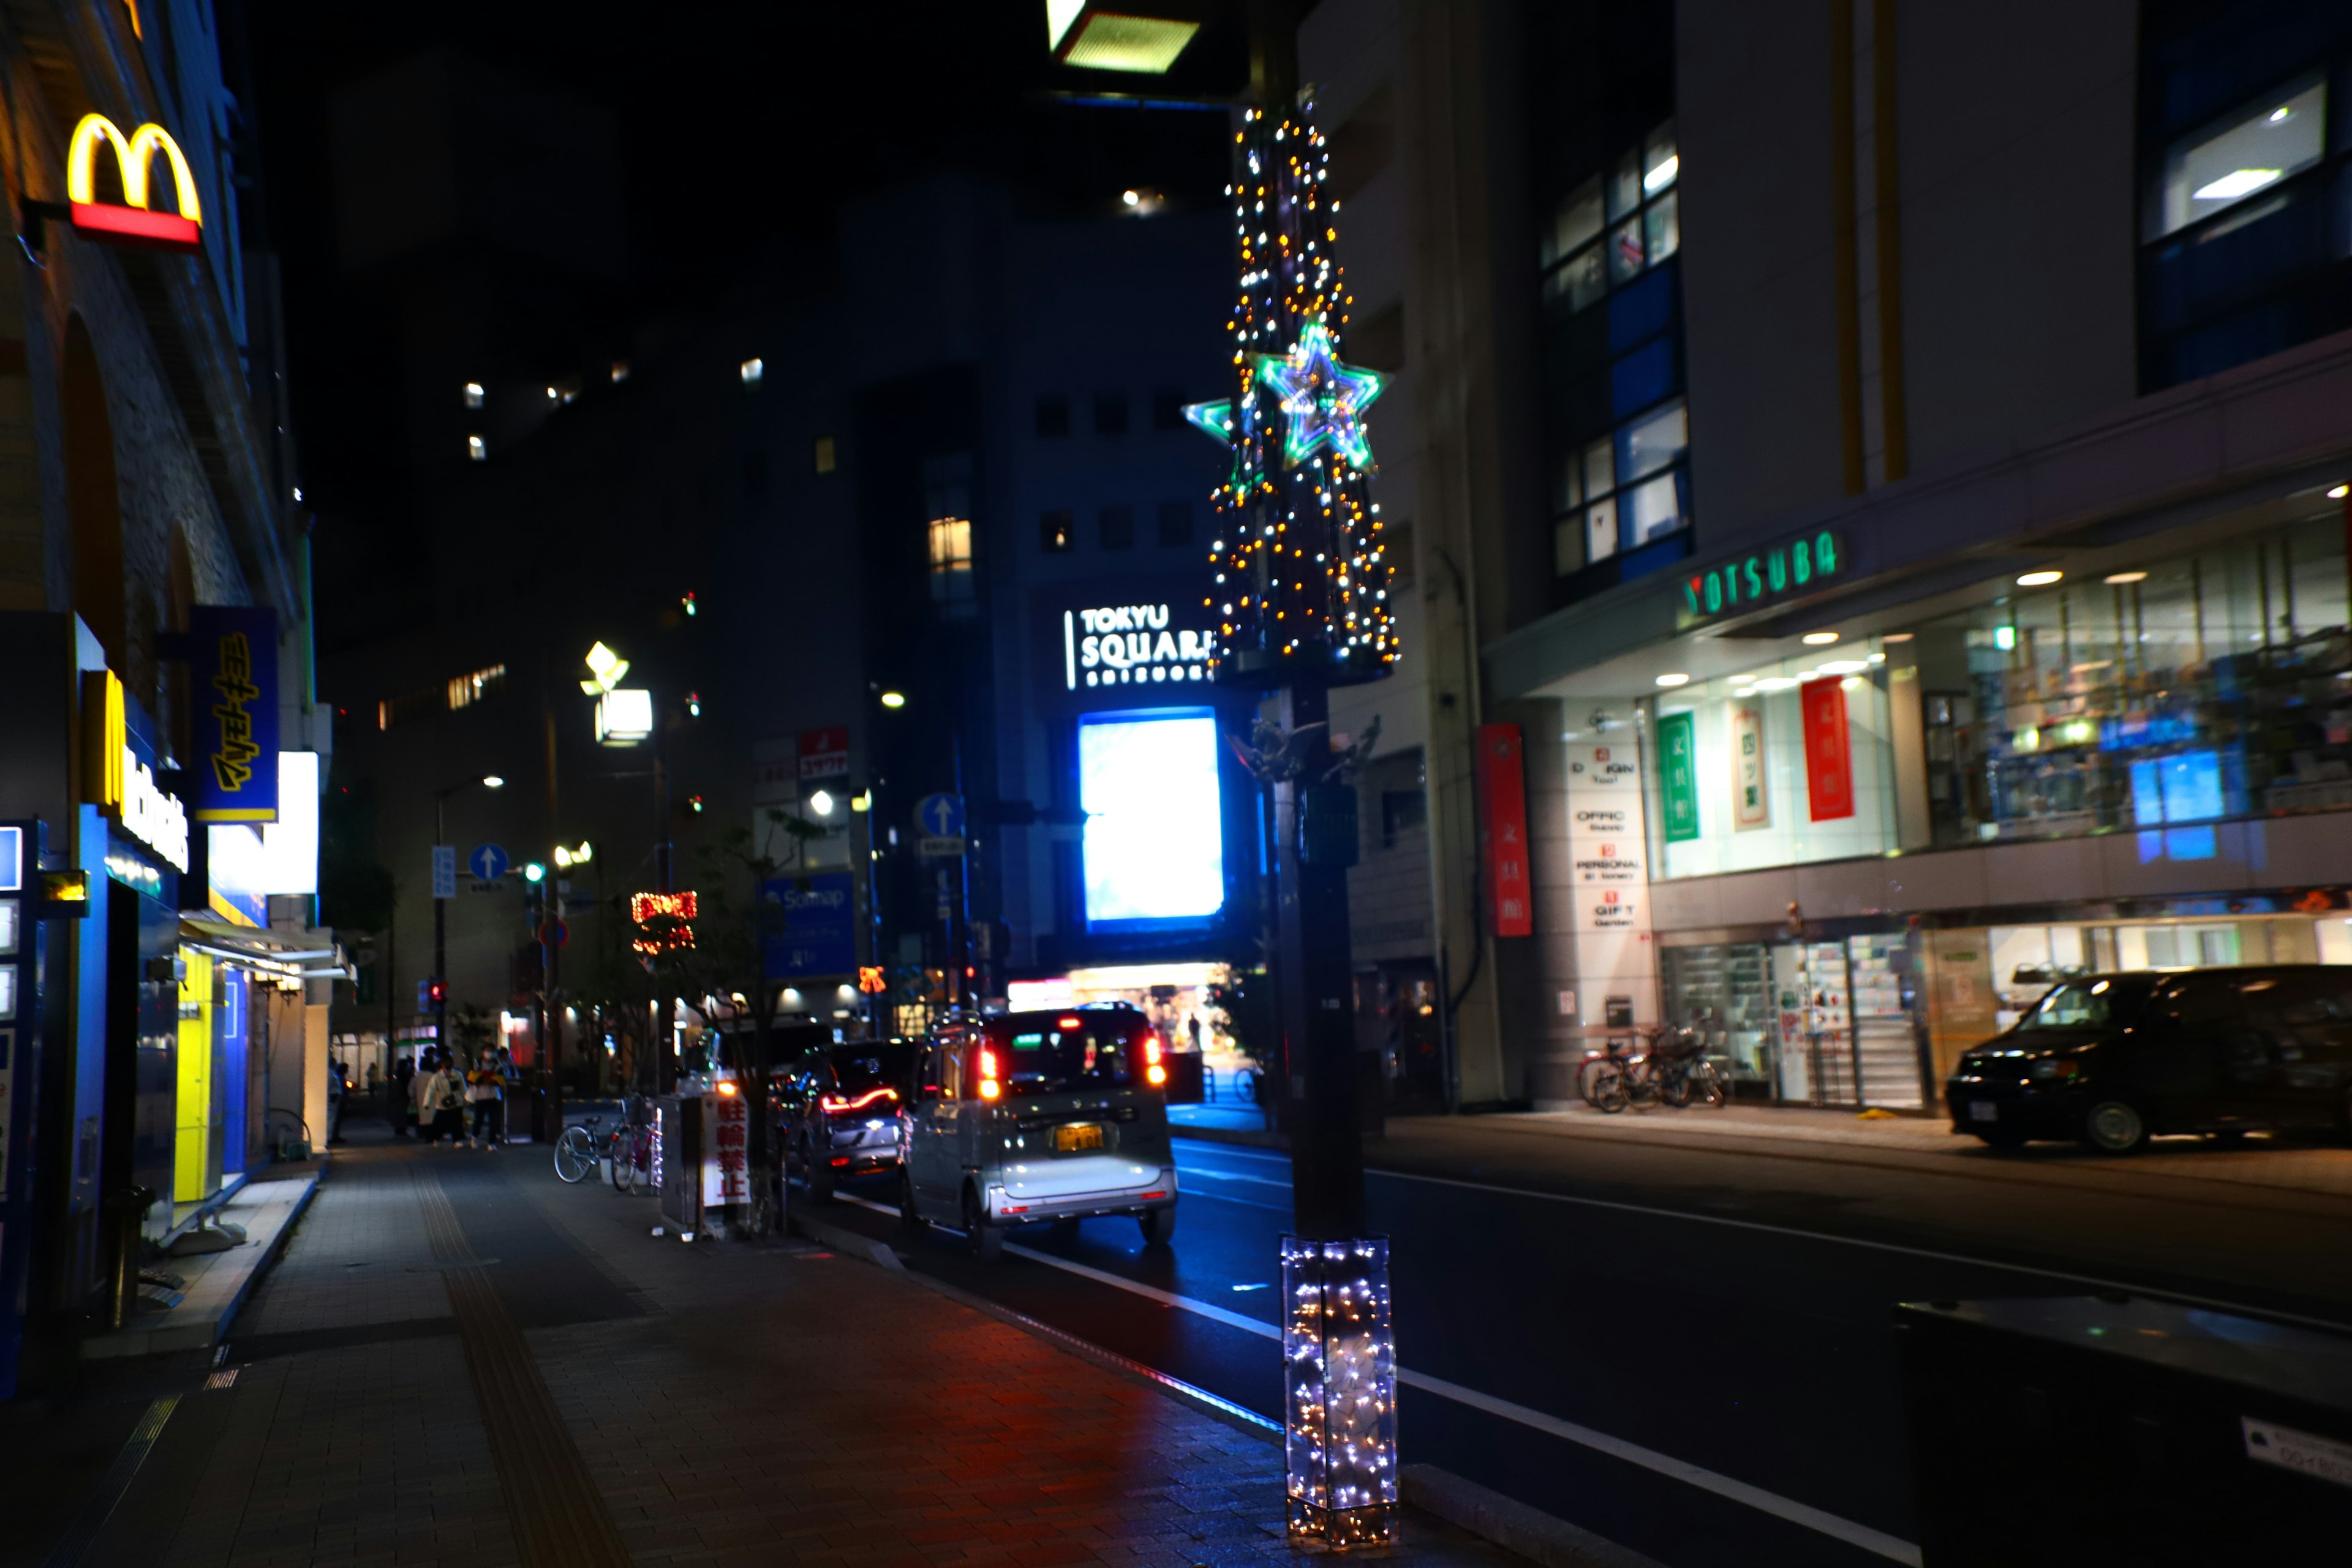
[{"xmin": 1256, "ymin": 322, "xmax": 1385, "ymax": 470}]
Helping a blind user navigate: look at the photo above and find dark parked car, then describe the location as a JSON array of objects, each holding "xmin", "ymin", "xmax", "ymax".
[
  {"xmin": 1946, "ymin": 967, "xmax": 2352, "ymax": 1153},
  {"xmin": 782, "ymin": 1041, "xmax": 918, "ymax": 1199}
]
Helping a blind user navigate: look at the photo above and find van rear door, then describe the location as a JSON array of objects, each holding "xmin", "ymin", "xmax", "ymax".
[{"xmin": 990, "ymin": 1015, "xmax": 1166, "ymax": 1201}]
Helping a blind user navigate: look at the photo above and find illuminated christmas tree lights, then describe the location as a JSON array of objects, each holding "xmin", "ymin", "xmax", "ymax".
[{"xmin": 1188, "ymin": 101, "xmax": 1397, "ymax": 687}]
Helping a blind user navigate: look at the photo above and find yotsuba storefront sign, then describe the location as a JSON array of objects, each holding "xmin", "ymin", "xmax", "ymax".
[{"xmin": 64, "ymin": 113, "xmax": 203, "ymax": 253}]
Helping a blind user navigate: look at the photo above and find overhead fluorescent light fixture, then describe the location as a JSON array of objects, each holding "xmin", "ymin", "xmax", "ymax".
[
  {"xmin": 1801, "ymin": 631, "xmax": 1840, "ymax": 646},
  {"xmin": 2017, "ymin": 570, "xmax": 2065, "ymax": 586},
  {"xmin": 1643, "ymin": 154, "xmax": 1680, "ymax": 193},
  {"xmin": 1048, "ymin": 2, "xmax": 1201, "ymax": 74},
  {"xmin": 2192, "ymin": 168, "xmax": 2280, "ymax": 202},
  {"xmin": 1653, "ymin": 673, "xmax": 1690, "ymax": 687},
  {"xmin": 2105, "ymin": 571, "xmax": 2149, "ymax": 584}
]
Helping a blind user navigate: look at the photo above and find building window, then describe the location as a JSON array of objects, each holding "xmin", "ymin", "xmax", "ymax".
[
  {"xmin": 1099, "ymin": 504, "xmax": 1134, "ymax": 550},
  {"xmin": 1152, "ymin": 387, "xmax": 1188, "ymax": 431},
  {"xmin": 2150, "ymin": 78, "xmax": 2324, "ymax": 241},
  {"xmin": 462, "ymin": 381, "xmax": 484, "ymax": 408},
  {"xmin": 2138, "ymin": 6, "xmax": 2352, "ymax": 391},
  {"xmin": 466, "ymin": 435, "xmax": 487, "ymax": 461},
  {"xmin": 928, "ymin": 516, "xmax": 974, "ymax": 603},
  {"xmin": 1040, "ymin": 510, "xmax": 1074, "ymax": 552},
  {"xmin": 813, "ymin": 434, "xmax": 837, "ymax": 473},
  {"xmin": 1538, "ymin": 118, "xmax": 1691, "ymax": 589},
  {"xmin": 1540, "ymin": 123, "xmax": 1677, "ymax": 314},
  {"xmin": 447, "ymin": 664, "xmax": 507, "ymax": 710},
  {"xmin": 1093, "ymin": 391, "xmax": 1128, "ymax": 435},
  {"xmin": 377, "ymin": 687, "xmax": 440, "ymax": 731},
  {"xmin": 1157, "ymin": 500, "xmax": 1193, "ymax": 547},
  {"xmin": 1555, "ymin": 398, "xmax": 1689, "ymax": 570},
  {"xmin": 1035, "ymin": 395, "xmax": 1070, "ymax": 438},
  {"xmin": 740, "ymin": 357, "xmax": 764, "ymax": 387}
]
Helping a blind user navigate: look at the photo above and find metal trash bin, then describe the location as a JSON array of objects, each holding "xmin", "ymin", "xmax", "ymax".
[{"xmin": 1898, "ymin": 1295, "xmax": 2352, "ymax": 1565}]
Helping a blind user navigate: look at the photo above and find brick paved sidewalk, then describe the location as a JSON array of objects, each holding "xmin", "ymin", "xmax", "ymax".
[{"xmin": 37, "ymin": 1126, "xmax": 1536, "ymax": 1568}]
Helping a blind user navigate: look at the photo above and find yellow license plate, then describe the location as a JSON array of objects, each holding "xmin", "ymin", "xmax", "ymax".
[{"xmin": 1054, "ymin": 1123, "xmax": 1104, "ymax": 1153}]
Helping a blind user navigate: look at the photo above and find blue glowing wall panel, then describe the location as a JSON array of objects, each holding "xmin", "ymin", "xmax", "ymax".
[{"xmin": 1078, "ymin": 710, "xmax": 1224, "ymax": 929}]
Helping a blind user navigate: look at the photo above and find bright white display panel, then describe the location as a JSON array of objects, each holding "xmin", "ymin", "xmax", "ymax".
[{"xmin": 1079, "ymin": 710, "xmax": 1224, "ymax": 927}]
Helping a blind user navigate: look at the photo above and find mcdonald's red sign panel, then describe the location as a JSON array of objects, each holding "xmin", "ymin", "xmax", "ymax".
[
  {"xmin": 1476, "ymin": 723, "xmax": 1534, "ymax": 938},
  {"xmin": 1802, "ymin": 677, "xmax": 1856, "ymax": 821}
]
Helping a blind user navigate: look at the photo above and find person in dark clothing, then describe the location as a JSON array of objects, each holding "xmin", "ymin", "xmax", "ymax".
[{"xmin": 391, "ymin": 1054, "xmax": 415, "ymax": 1138}]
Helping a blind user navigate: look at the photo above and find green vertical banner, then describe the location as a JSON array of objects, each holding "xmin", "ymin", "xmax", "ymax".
[{"xmin": 1659, "ymin": 709, "xmax": 1700, "ymax": 842}]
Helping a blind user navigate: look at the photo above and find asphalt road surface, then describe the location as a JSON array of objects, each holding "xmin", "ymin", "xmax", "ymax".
[{"xmin": 805, "ymin": 1123, "xmax": 2352, "ymax": 1568}]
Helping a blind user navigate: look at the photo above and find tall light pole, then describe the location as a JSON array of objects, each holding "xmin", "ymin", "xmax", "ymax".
[{"xmin": 433, "ymin": 774, "xmax": 505, "ymax": 1053}]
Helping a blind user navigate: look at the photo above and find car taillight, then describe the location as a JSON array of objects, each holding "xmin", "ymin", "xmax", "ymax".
[
  {"xmin": 978, "ymin": 1047, "xmax": 1001, "ymax": 1101},
  {"xmin": 1058, "ymin": 1016, "xmax": 1082, "ymax": 1030},
  {"xmin": 1141, "ymin": 1033, "xmax": 1166, "ymax": 1086}
]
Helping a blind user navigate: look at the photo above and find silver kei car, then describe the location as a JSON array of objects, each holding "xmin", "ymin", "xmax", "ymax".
[{"xmin": 899, "ymin": 1005, "xmax": 1178, "ymax": 1261}]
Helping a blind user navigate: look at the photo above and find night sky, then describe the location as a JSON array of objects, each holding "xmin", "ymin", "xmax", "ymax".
[{"xmin": 240, "ymin": 1, "xmax": 1251, "ymax": 508}]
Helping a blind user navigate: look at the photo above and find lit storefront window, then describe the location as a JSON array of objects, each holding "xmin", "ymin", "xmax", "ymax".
[{"xmin": 1646, "ymin": 514, "xmax": 2351, "ymax": 877}]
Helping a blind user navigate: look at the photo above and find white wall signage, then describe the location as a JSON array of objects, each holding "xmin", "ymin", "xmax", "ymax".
[
  {"xmin": 1063, "ymin": 604, "xmax": 1216, "ymax": 690},
  {"xmin": 1560, "ymin": 736, "xmax": 1656, "ymax": 1030},
  {"xmin": 116, "ymin": 745, "xmax": 190, "ymax": 872}
]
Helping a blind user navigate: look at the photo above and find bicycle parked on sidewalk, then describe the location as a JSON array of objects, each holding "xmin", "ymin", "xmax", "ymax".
[
  {"xmin": 552, "ymin": 1115, "xmax": 620, "ymax": 1183},
  {"xmin": 1591, "ymin": 1027, "xmax": 1730, "ymax": 1114}
]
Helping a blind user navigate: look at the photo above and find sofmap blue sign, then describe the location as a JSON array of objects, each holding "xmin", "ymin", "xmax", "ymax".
[
  {"xmin": 761, "ymin": 872, "xmax": 856, "ymax": 979},
  {"xmin": 186, "ymin": 607, "xmax": 278, "ymax": 822}
]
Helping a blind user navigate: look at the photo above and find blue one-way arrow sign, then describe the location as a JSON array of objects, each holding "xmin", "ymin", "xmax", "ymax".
[
  {"xmin": 470, "ymin": 843, "xmax": 510, "ymax": 881},
  {"xmin": 915, "ymin": 793, "xmax": 964, "ymax": 839}
]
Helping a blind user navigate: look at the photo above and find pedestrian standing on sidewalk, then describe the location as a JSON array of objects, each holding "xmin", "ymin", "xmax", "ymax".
[
  {"xmin": 467, "ymin": 1051, "xmax": 506, "ymax": 1150},
  {"xmin": 391, "ymin": 1053, "xmax": 415, "ymax": 1138},
  {"xmin": 410, "ymin": 1050, "xmax": 441, "ymax": 1142}
]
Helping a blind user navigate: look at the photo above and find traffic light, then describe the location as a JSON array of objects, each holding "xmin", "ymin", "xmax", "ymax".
[{"xmin": 421, "ymin": 978, "xmax": 446, "ymax": 1010}]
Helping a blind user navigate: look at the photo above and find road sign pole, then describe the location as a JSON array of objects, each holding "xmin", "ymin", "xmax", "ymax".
[{"xmin": 434, "ymin": 794, "xmax": 449, "ymax": 1052}]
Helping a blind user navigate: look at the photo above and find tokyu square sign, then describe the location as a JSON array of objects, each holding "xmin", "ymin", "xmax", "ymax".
[{"xmin": 1678, "ymin": 528, "xmax": 1848, "ymax": 627}]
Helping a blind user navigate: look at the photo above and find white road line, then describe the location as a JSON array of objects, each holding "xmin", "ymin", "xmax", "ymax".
[
  {"xmin": 1174, "ymin": 1158, "xmax": 2351, "ymax": 1332},
  {"xmin": 1172, "ymin": 1165, "xmax": 1294, "ymax": 1190},
  {"xmin": 1368, "ymin": 1168, "xmax": 2352, "ymax": 1333},
  {"xmin": 1398, "ymin": 1367, "xmax": 1920, "ymax": 1566},
  {"xmin": 835, "ymin": 1189, "xmax": 1917, "ymax": 1562}
]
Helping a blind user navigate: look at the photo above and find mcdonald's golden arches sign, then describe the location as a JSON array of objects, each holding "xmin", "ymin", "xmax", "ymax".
[{"xmin": 65, "ymin": 112, "xmax": 202, "ymax": 252}]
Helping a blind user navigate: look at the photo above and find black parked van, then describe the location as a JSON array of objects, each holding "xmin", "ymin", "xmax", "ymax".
[{"xmin": 1946, "ymin": 967, "xmax": 2352, "ymax": 1153}]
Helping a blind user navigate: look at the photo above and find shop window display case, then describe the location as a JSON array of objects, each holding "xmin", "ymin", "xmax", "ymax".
[{"xmin": 1659, "ymin": 943, "xmax": 1773, "ymax": 1090}]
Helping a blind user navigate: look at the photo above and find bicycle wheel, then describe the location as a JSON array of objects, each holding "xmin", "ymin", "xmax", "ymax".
[
  {"xmin": 609, "ymin": 1137, "xmax": 638, "ymax": 1194},
  {"xmin": 1695, "ymin": 1064, "xmax": 1729, "ymax": 1108},
  {"xmin": 552, "ymin": 1126, "xmax": 597, "ymax": 1183},
  {"xmin": 1659, "ymin": 1067, "xmax": 1692, "ymax": 1108},
  {"xmin": 1592, "ymin": 1068, "xmax": 1632, "ymax": 1114}
]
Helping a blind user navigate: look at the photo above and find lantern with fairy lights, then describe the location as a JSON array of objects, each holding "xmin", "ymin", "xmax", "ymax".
[
  {"xmin": 1185, "ymin": 102, "xmax": 1397, "ymax": 687},
  {"xmin": 1186, "ymin": 95, "xmax": 1401, "ymax": 1550}
]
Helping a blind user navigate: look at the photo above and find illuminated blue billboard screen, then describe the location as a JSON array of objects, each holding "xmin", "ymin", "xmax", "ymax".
[{"xmin": 1078, "ymin": 709, "xmax": 1224, "ymax": 929}]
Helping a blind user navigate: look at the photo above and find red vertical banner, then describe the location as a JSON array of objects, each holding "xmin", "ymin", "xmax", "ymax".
[
  {"xmin": 1476, "ymin": 723, "xmax": 1534, "ymax": 937},
  {"xmin": 1801, "ymin": 677, "xmax": 1855, "ymax": 821}
]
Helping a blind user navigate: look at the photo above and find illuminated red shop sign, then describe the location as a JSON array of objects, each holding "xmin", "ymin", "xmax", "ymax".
[{"xmin": 630, "ymin": 891, "xmax": 698, "ymax": 955}]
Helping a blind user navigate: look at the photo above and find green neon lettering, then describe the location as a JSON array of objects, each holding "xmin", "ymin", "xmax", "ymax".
[
  {"xmin": 1744, "ymin": 557, "xmax": 1764, "ymax": 598},
  {"xmin": 1793, "ymin": 540, "xmax": 1812, "ymax": 584},
  {"xmin": 1767, "ymin": 550, "xmax": 1787, "ymax": 592},
  {"xmin": 1704, "ymin": 572, "xmax": 1722, "ymax": 613},
  {"xmin": 1817, "ymin": 531, "xmax": 1839, "ymax": 575}
]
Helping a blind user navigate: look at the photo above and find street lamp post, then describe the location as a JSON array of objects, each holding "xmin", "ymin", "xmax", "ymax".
[{"xmin": 432, "ymin": 775, "xmax": 505, "ymax": 1053}]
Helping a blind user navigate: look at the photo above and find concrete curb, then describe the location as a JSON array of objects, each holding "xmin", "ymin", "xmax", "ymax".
[
  {"xmin": 786, "ymin": 1207, "xmax": 905, "ymax": 1270},
  {"xmin": 82, "ymin": 1166, "xmax": 323, "ymax": 1360},
  {"xmin": 1403, "ymin": 1464, "xmax": 1668, "ymax": 1568}
]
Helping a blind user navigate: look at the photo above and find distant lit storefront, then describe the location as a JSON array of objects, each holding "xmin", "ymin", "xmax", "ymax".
[{"xmin": 1637, "ymin": 509, "xmax": 2352, "ymax": 1109}]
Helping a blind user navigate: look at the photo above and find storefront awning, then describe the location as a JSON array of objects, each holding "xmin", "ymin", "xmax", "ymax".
[{"xmin": 179, "ymin": 916, "xmax": 352, "ymax": 981}]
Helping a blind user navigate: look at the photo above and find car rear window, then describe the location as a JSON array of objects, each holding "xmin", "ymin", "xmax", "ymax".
[
  {"xmin": 986, "ymin": 1014, "xmax": 1141, "ymax": 1096},
  {"xmin": 829, "ymin": 1044, "xmax": 914, "ymax": 1098},
  {"xmin": 2019, "ymin": 976, "xmax": 2154, "ymax": 1030}
]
